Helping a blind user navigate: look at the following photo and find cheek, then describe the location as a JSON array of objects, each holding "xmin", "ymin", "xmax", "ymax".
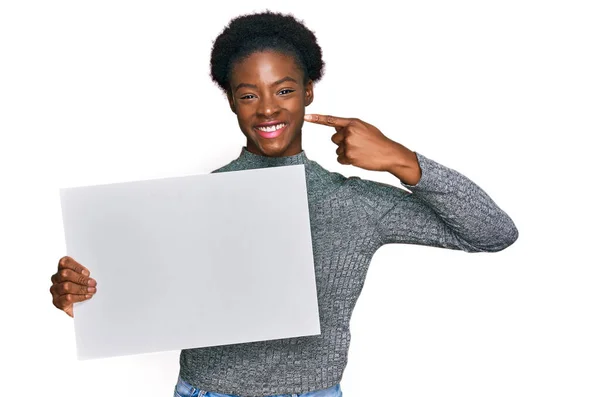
[
  {"xmin": 236, "ymin": 108, "xmax": 253, "ymax": 126},
  {"xmin": 289, "ymin": 99, "xmax": 305, "ymax": 116},
  {"xmin": 236, "ymin": 116, "xmax": 252, "ymax": 137}
]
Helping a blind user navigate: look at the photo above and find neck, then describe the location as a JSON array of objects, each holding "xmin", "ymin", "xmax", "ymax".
[{"xmin": 245, "ymin": 146, "xmax": 304, "ymax": 157}]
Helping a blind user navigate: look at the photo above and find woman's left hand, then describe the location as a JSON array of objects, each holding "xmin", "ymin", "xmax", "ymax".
[{"xmin": 304, "ymin": 113, "xmax": 422, "ymax": 184}]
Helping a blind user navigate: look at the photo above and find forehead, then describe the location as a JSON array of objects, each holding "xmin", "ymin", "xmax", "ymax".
[{"xmin": 230, "ymin": 51, "xmax": 303, "ymax": 82}]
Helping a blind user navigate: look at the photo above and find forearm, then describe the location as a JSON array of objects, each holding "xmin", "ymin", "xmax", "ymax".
[{"xmin": 380, "ymin": 152, "xmax": 519, "ymax": 252}]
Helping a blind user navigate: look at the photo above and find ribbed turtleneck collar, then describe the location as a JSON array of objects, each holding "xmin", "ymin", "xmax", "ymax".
[
  {"xmin": 236, "ymin": 147, "xmax": 310, "ymax": 168},
  {"xmin": 212, "ymin": 146, "xmax": 345, "ymax": 202}
]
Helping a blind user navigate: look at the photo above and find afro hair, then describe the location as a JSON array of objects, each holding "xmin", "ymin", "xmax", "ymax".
[{"xmin": 210, "ymin": 11, "xmax": 325, "ymax": 94}]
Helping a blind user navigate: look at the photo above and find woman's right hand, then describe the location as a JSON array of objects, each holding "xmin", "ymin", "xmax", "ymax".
[{"xmin": 50, "ymin": 256, "xmax": 97, "ymax": 317}]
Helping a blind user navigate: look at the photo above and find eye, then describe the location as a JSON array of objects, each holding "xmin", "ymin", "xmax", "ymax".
[
  {"xmin": 240, "ymin": 94, "xmax": 256, "ymax": 100},
  {"xmin": 279, "ymin": 89, "xmax": 295, "ymax": 95}
]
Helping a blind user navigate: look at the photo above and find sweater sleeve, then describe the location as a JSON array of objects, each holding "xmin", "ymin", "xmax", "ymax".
[{"xmin": 374, "ymin": 152, "xmax": 518, "ymax": 252}]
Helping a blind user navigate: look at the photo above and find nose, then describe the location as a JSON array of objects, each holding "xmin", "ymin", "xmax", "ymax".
[{"xmin": 257, "ymin": 95, "xmax": 280, "ymax": 117}]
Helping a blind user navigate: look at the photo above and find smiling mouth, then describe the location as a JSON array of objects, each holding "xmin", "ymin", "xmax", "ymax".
[{"xmin": 254, "ymin": 123, "xmax": 288, "ymax": 139}]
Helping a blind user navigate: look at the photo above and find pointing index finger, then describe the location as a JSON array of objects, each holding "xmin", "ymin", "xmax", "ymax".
[{"xmin": 304, "ymin": 114, "xmax": 351, "ymax": 128}]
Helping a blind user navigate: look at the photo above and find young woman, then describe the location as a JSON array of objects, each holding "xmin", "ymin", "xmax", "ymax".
[{"xmin": 50, "ymin": 11, "xmax": 518, "ymax": 397}]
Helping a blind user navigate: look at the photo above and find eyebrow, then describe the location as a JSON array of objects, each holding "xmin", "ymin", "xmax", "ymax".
[{"xmin": 234, "ymin": 76, "xmax": 298, "ymax": 93}]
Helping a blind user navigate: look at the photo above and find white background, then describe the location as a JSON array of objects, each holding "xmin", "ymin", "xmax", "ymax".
[{"xmin": 1, "ymin": 1, "xmax": 598, "ymax": 396}]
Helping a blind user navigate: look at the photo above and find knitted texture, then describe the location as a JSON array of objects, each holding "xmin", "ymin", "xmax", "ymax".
[{"xmin": 178, "ymin": 147, "xmax": 518, "ymax": 396}]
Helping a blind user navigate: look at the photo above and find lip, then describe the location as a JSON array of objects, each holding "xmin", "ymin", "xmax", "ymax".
[{"xmin": 254, "ymin": 122, "xmax": 288, "ymax": 139}]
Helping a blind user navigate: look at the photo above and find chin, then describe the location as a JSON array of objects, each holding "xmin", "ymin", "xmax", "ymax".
[
  {"xmin": 250, "ymin": 136, "xmax": 297, "ymax": 157},
  {"xmin": 256, "ymin": 144, "xmax": 289, "ymax": 157}
]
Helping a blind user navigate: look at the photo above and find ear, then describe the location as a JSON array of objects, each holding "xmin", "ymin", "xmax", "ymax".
[
  {"xmin": 304, "ymin": 80, "xmax": 314, "ymax": 107},
  {"xmin": 226, "ymin": 90, "xmax": 236, "ymax": 114}
]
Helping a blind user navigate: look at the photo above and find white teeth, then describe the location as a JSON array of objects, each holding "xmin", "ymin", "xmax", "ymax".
[{"xmin": 257, "ymin": 123, "xmax": 285, "ymax": 132}]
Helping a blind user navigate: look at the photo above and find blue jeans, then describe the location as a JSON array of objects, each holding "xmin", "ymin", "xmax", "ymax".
[{"xmin": 173, "ymin": 377, "xmax": 343, "ymax": 397}]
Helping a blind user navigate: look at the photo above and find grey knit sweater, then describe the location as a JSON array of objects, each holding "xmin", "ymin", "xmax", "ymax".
[{"xmin": 178, "ymin": 147, "xmax": 518, "ymax": 396}]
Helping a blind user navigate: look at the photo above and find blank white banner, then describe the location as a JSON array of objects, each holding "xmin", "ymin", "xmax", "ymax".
[{"xmin": 59, "ymin": 164, "xmax": 320, "ymax": 360}]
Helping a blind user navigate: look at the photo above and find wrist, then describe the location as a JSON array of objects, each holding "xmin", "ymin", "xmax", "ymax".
[{"xmin": 385, "ymin": 142, "xmax": 422, "ymax": 185}]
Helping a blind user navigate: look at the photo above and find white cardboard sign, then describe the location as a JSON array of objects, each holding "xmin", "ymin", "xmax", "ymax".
[{"xmin": 59, "ymin": 165, "xmax": 320, "ymax": 360}]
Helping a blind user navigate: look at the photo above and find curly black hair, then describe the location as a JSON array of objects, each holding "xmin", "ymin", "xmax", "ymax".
[{"xmin": 210, "ymin": 11, "xmax": 325, "ymax": 94}]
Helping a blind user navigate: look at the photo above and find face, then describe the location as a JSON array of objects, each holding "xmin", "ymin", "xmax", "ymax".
[{"xmin": 227, "ymin": 51, "xmax": 314, "ymax": 157}]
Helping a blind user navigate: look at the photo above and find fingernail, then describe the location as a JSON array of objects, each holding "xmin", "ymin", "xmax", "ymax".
[
  {"xmin": 82, "ymin": 269, "xmax": 90, "ymax": 276},
  {"xmin": 87, "ymin": 279, "xmax": 95, "ymax": 286},
  {"xmin": 87, "ymin": 287, "xmax": 95, "ymax": 293},
  {"xmin": 85, "ymin": 294, "xmax": 92, "ymax": 299},
  {"xmin": 304, "ymin": 114, "xmax": 312, "ymax": 121}
]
